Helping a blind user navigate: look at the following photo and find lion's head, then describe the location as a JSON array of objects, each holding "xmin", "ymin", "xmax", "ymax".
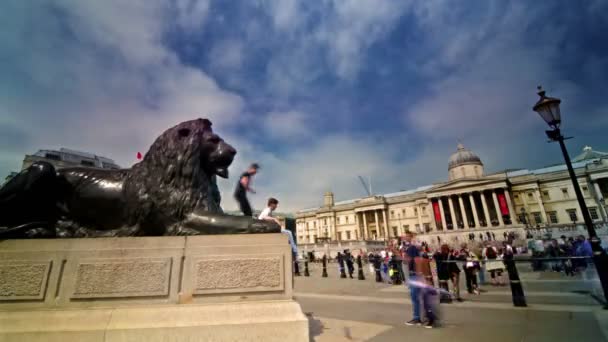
[{"xmin": 125, "ymin": 119, "xmax": 236, "ymax": 233}]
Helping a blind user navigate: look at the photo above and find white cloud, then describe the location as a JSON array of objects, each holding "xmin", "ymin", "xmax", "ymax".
[
  {"xmin": 0, "ymin": 0, "xmax": 242, "ymax": 171},
  {"xmin": 263, "ymin": 110, "xmax": 311, "ymax": 140}
]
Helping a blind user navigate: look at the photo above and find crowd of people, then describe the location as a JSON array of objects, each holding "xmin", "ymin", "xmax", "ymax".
[{"xmin": 528, "ymin": 234, "xmax": 593, "ymax": 275}]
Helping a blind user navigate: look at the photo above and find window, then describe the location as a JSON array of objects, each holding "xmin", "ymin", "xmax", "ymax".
[
  {"xmin": 314, "ymin": 222, "xmax": 317, "ymax": 228},
  {"xmin": 582, "ymin": 186, "xmax": 589, "ymax": 196},
  {"xmin": 424, "ymin": 223, "xmax": 431, "ymax": 232},
  {"xmin": 392, "ymin": 227, "xmax": 398, "ymax": 237},
  {"xmin": 414, "ymin": 208, "xmax": 418, "ymax": 215},
  {"xmin": 390, "ymin": 210, "xmax": 394, "ymax": 218},
  {"xmin": 345, "ymin": 216, "xmax": 349, "ymax": 223},
  {"xmin": 81, "ymin": 160, "xmax": 95, "ymax": 167},
  {"xmin": 415, "ymin": 224, "xmax": 420, "ymax": 233},
  {"xmin": 548, "ymin": 211, "xmax": 559, "ymax": 224},
  {"xmin": 532, "ymin": 212, "xmax": 542, "ymax": 224},
  {"xmin": 542, "ymin": 191, "xmax": 550, "ymax": 200},
  {"xmin": 527, "ymin": 192, "xmax": 534, "ymax": 199},
  {"xmin": 402, "ymin": 209, "xmax": 406, "ymax": 216},
  {"xmin": 306, "ymin": 222, "xmax": 309, "ymax": 229},
  {"xmin": 336, "ymin": 217, "xmax": 340, "ymax": 224},
  {"xmin": 422, "ymin": 206, "xmax": 426, "ymax": 213},
  {"xmin": 566, "ymin": 209, "xmax": 577, "ymax": 222},
  {"xmin": 323, "ymin": 218, "xmax": 327, "ymax": 225},
  {"xmin": 403, "ymin": 224, "xmax": 410, "ymax": 232},
  {"xmin": 562, "ymin": 188, "xmax": 569, "ymax": 199},
  {"xmin": 589, "ymin": 207, "xmax": 599, "ymax": 220},
  {"xmin": 346, "ymin": 231, "xmax": 351, "ymax": 240}
]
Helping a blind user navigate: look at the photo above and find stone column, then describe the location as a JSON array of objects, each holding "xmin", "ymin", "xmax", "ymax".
[
  {"xmin": 492, "ymin": 190, "xmax": 505, "ymax": 226},
  {"xmin": 382, "ymin": 209, "xmax": 389, "ymax": 238},
  {"xmin": 416, "ymin": 205, "xmax": 424, "ymax": 233},
  {"xmin": 469, "ymin": 193, "xmax": 480, "ymax": 228},
  {"xmin": 480, "ymin": 191, "xmax": 491, "ymax": 227},
  {"xmin": 362, "ymin": 212, "xmax": 368, "ymax": 240},
  {"xmin": 438, "ymin": 197, "xmax": 448, "ymax": 230},
  {"xmin": 374, "ymin": 210, "xmax": 380, "ymax": 240},
  {"xmin": 448, "ymin": 196, "xmax": 457, "ymax": 230},
  {"xmin": 458, "ymin": 195, "xmax": 470, "ymax": 229},
  {"xmin": 355, "ymin": 213, "xmax": 360, "ymax": 240},
  {"xmin": 428, "ymin": 200, "xmax": 436, "ymax": 231},
  {"xmin": 593, "ymin": 181, "xmax": 608, "ymax": 221},
  {"xmin": 534, "ymin": 189, "xmax": 548, "ymax": 225},
  {"xmin": 504, "ymin": 188, "xmax": 516, "ymax": 225}
]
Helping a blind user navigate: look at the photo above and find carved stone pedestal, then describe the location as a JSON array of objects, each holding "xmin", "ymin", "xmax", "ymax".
[{"xmin": 0, "ymin": 234, "xmax": 308, "ymax": 341}]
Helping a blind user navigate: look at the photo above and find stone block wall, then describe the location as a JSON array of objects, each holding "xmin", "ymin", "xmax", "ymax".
[{"xmin": 0, "ymin": 234, "xmax": 293, "ymax": 309}]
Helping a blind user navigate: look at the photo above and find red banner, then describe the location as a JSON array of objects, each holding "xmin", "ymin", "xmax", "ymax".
[
  {"xmin": 432, "ymin": 201, "xmax": 442, "ymax": 223},
  {"xmin": 497, "ymin": 193, "xmax": 509, "ymax": 216}
]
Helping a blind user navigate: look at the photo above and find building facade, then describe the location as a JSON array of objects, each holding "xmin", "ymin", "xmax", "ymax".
[
  {"xmin": 296, "ymin": 144, "xmax": 608, "ymax": 248},
  {"xmin": 21, "ymin": 148, "xmax": 121, "ymax": 170}
]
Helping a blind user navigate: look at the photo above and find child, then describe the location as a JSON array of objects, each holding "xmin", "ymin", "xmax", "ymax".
[{"xmin": 258, "ymin": 198, "xmax": 298, "ymax": 257}]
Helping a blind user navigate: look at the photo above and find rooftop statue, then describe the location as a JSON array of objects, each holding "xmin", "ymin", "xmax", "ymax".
[{"xmin": 0, "ymin": 118, "xmax": 280, "ymax": 238}]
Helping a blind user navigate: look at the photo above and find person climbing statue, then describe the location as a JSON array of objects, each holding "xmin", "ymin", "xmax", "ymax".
[{"xmin": 234, "ymin": 163, "xmax": 259, "ymax": 217}]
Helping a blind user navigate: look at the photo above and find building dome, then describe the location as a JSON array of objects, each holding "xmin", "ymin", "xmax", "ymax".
[{"xmin": 448, "ymin": 143, "xmax": 483, "ymax": 180}]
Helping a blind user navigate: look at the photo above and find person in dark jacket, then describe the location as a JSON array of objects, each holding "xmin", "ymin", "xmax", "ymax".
[{"xmin": 434, "ymin": 244, "xmax": 452, "ymax": 303}]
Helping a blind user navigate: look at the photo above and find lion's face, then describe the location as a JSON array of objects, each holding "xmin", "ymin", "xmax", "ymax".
[
  {"xmin": 198, "ymin": 130, "xmax": 236, "ymax": 178},
  {"xmin": 170, "ymin": 119, "xmax": 236, "ymax": 179}
]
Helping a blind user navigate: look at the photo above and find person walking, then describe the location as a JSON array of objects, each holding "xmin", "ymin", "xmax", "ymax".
[
  {"xmin": 403, "ymin": 232, "xmax": 437, "ymax": 328},
  {"xmin": 461, "ymin": 244, "xmax": 480, "ymax": 295},
  {"xmin": 483, "ymin": 243, "xmax": 504, "ymax": 286},
  {"xmin": 449, "ymin": 248, "xmax": 463, "ymax": 302},
  {"xmin": 345, "ymin": 250, "xmax": 355, "ymax": 279},
  {"xmin": 404, "ymin": 232, "xmax": 423, "ymax": 326},
  {"xmin": 234, "ymin": 163, "xmax": 259, "ymax": 217},
  {"xmin": 434, "ymin": 244, "xmax": 452, "ymax": 303}
]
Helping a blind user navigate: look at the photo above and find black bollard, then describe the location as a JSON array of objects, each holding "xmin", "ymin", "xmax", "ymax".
[
  {"xmin": 304, "ymin": 260, "xmax": 310, "ymax": 277},
  {"xmin": 322, "ymin": 255, "xmax": 328, "ymax": 278},
  {"xmin": 357, "ymin": 255, "xmax": 365, "ymax": 280},
  {"xmin": 504, "ymin": 256, "xmax": 527, "ymax": 307}
]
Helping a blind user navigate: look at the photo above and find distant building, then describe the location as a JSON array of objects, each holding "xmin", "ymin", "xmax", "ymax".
[
  {"xmin": 21, "ymin": 148, "xmax": 120, "ymax": 171},
  {"xmin": 296, "ymin": 144, "xmax": 608, "ymax": 249}
]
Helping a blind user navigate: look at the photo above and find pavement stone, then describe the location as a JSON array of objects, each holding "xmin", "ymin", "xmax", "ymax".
[{"xmin": 296, "ymin": 263, "xmax": 607, "ymax": 341}]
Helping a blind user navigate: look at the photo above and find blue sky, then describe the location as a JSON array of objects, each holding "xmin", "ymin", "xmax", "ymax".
[{"xmin": 1, "ymin": 0, "xmax": 607, "ymax": 212}]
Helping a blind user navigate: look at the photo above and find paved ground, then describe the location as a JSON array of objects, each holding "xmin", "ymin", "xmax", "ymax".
[{"xmin": 294, "ymin": 262, "xmax": 608, "ymax": 341}]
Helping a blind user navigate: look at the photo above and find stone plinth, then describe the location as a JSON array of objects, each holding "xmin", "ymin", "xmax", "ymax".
[{"xmin": 0, "ymin": 234, "xmax": 308, "ymax": 341}]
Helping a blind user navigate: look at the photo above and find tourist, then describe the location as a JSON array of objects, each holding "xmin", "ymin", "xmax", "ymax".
[
  {"xmin": 461, "ymin": 244, "xmax": 480, "ymax": 295},
  {"xmin": 234, "ymin": 163, "xmax": 259, "ymax": 217},
  {"xmin": 483, "ymin": 243, "xmax": 504, "ymax": 286},
  {"xmin": 449, "ymin": 248, "xmax": 463, "ymax": 302},
  {"xmin": 404, "ymin": 232, "xmax": 437, "ymax": 328},
  {"xmin": 345, "ymin": 250, "xmax": 355, "ymax": 278},
  {"xmin": 417, "ymin": 244, "xmax": 438, "ymax": 328},
  {"xmin": 404, "ymin": 232, "xmax": 423, "ymax": 326},
  {"xmin": 258, "ymin": 198, "xmax": 298, "ymax": 259},
  {"xmin": 434, "ymin": 244, "xmax": 452, "ymax": 303}
]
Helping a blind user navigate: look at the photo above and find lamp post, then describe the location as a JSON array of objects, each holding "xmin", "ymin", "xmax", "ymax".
[{"xmin": 533, "ymin": 86, "xmax": 608, "ymax": 307}]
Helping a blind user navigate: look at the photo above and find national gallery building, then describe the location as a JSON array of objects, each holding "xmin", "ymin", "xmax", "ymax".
[{"xmin": 295, "ymin": 144, "xmax": 608, "ymax": 248}]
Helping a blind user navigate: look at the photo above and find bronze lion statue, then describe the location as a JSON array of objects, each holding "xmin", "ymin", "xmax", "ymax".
[{"xmin": 0, "ymin": 118, "xmax": 280, "ymax": 238}]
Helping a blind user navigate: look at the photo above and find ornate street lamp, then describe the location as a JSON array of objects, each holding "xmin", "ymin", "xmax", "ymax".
[{"xmin": 533, "ymin": 86, "xmax": 608, "ymax": 307}]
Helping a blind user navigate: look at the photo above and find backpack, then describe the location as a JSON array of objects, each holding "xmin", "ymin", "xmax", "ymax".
[{"xmin": 485, "ymin": 247, "xmax": 497, "ymax": 259}]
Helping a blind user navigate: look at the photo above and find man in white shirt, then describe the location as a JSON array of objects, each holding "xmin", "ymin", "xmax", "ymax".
[{"xmin": 258, "ymin": 198, "xmax": 298, "ymax": 256}]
